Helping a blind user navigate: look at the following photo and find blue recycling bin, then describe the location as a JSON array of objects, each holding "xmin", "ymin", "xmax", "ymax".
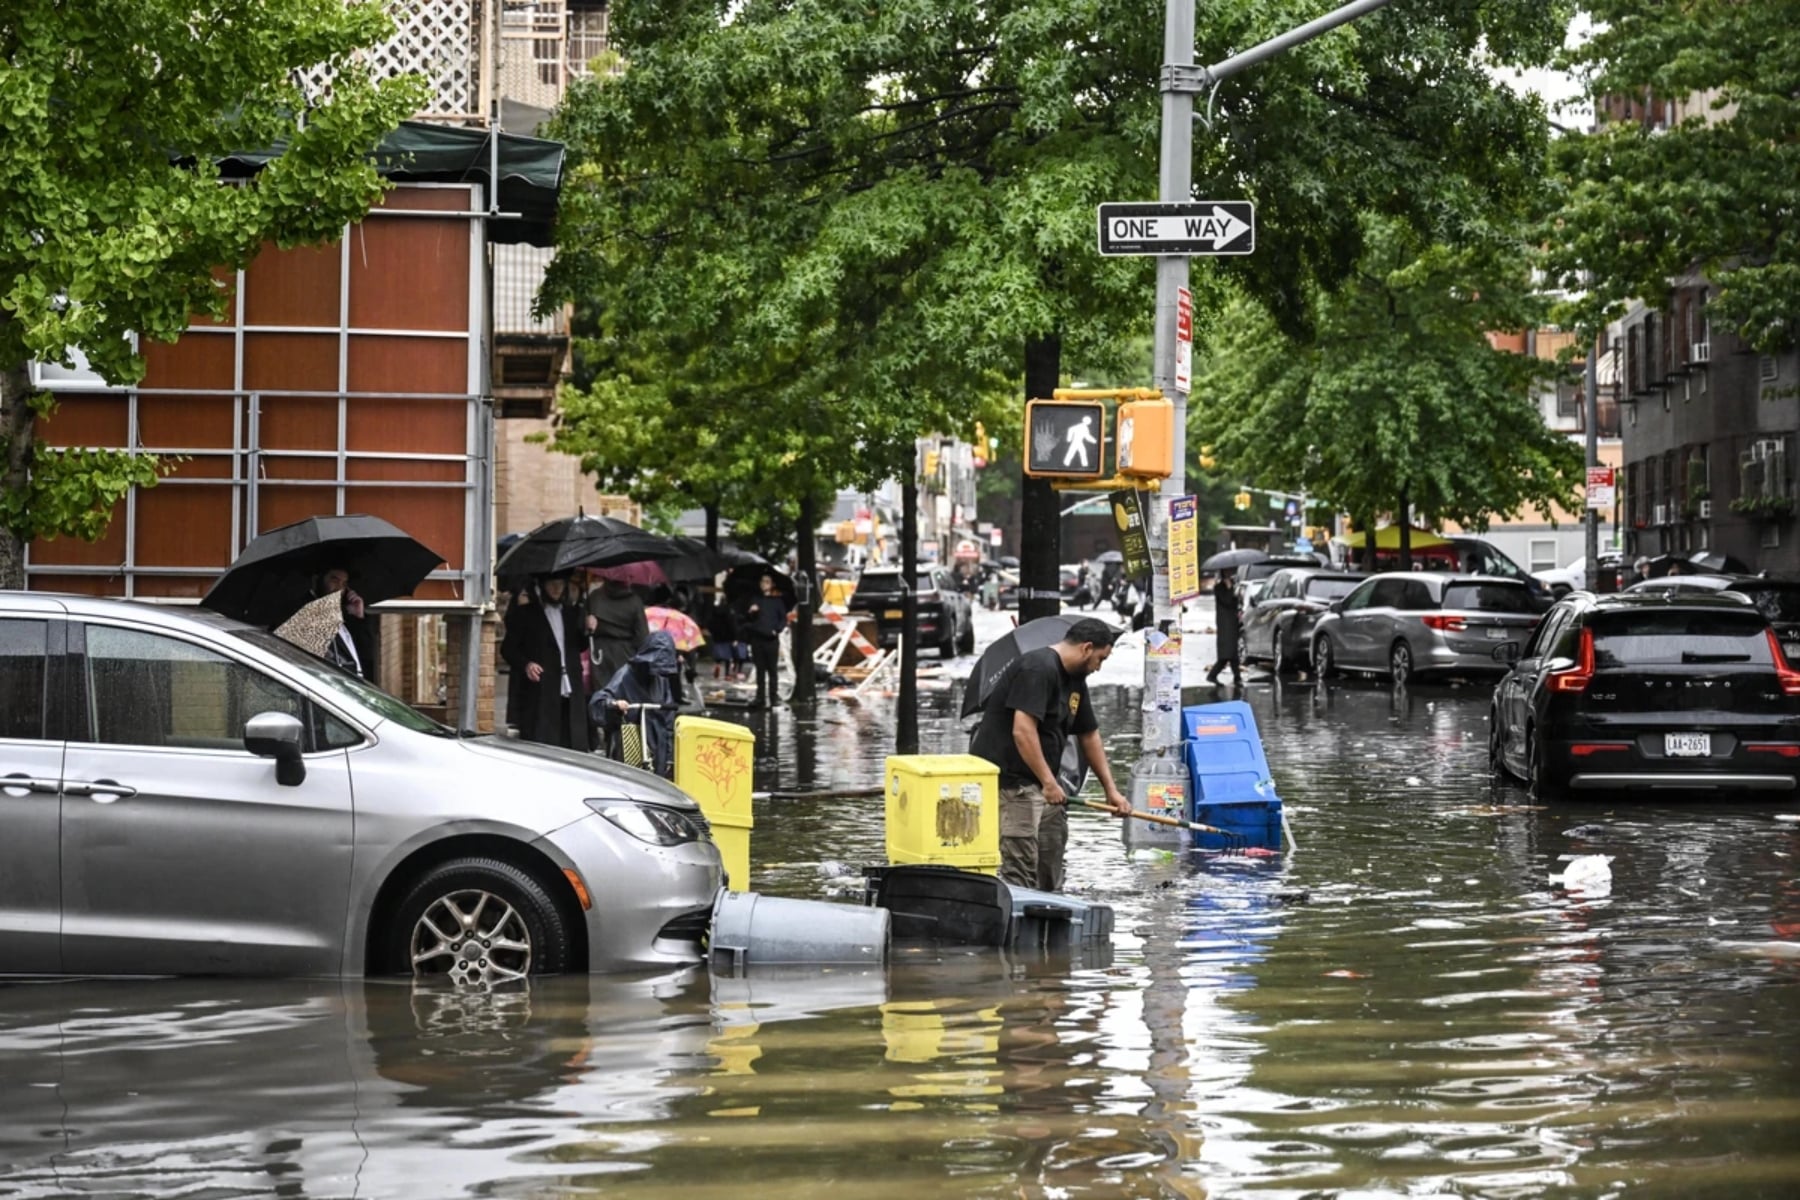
[{"xmin": 1182, "ymin": 701, "xmax": 1283, "ymax": 851}]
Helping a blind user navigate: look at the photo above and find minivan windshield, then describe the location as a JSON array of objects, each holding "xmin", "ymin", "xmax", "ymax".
[
  {"xmin": 1303, "ymin": 577, "xmax": 1361, "ymax": 602},
  {"xmin": 1591, "ymin": 611, "xmax": 1773, "ymax": 667},
  {"xmin": 231, "ymin": 629, "xmax": 452, "ymax": 734}
]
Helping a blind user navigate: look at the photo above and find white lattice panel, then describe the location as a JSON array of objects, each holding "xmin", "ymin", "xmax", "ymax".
[{"xmin": 302, "ymin": 0, "xmax": 481, "ymax": 120}]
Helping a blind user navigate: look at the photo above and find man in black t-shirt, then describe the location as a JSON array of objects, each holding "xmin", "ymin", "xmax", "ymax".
[{"xmin": 969, "ymin": 618, "xmax": 1131, "ymax": 891}]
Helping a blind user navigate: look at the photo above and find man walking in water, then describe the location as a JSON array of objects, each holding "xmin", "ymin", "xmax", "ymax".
[{"xmin": 969, "ymin": 618, "xmax": 1132, "ymax": 891}]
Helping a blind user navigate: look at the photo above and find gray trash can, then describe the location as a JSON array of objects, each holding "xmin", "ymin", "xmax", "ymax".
[{"xmin": 710, "ymin": 890, "xmax": 891, "ymax": 969}]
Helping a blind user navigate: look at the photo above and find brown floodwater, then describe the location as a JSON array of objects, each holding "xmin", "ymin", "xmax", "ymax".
[{"xmin": 3, "ymin": 676, "xmax": 1798, "ymax": 1198}]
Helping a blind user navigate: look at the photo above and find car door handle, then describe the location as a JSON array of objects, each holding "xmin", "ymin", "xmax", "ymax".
[
  {"xmin": 65, "ymin": 779, "xmax": 138, "ymax": 802},
  {"xmin": 1, "ymin": 773, "xmax": 60, "ymax": 797}
]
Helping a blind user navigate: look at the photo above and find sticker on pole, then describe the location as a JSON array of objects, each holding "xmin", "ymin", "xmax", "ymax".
[{"xmin": 1097, "ymin": 202, "xmax": 1256, "ymax": 256}]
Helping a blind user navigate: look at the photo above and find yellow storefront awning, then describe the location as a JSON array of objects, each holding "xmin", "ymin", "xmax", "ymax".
[{"xmin": 1342, "ymin": 525, "xmax": 1450, "ymax": 550}]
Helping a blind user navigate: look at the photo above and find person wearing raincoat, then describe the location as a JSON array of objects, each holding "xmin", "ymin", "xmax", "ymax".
[
  {"xmin": 501, "ymin": 573, "xmax": 592, "ymax": 750},
  {"xmin": 590, "ymin": 631, "xmax": 683, "ymax": 777}
]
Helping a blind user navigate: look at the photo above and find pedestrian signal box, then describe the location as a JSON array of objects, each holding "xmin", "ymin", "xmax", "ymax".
[
  {"xmin": 1116, "ymin": 399, "xmax": 1174, "ymax": 479},
  {"xmin": 1024, "ymin": 399, "xmax": 1107, "ymax": 479}
]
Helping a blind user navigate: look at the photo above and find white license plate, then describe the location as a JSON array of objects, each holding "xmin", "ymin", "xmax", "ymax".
[
  {"xmin": 1486, "ymin": 626, "xmax": 1508, "ymax": 640},
  {"xmin": 1666, "ymin": 733, "xmax": 1712, "ymax": 757},
  {"xmin": 1784, "ymin": 642, "xmax": 1800, "ymax": 661}
]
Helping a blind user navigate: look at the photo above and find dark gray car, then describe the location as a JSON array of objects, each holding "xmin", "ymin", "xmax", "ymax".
[
  {"xmin": 1240, "ymin": 568, "xmax": 1364, "ymax": 674},
  {"xmin": 0, "ymin": 593, "xmax": 723, "ymax": 980},
  {"xmin": 1310, "ymin": 572, "xmax": 1544, "ymax": 684}
]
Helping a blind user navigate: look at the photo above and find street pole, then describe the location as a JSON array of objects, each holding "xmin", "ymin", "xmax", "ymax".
[{"xmin": 1584, "ymin": 331, "xmax": 1600, "ymax": 590}]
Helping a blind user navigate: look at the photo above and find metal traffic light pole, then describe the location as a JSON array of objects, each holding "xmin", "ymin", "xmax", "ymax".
[{"xmin": 1131, "ymin": 0, "xmax": 1396, "ymax": 837}]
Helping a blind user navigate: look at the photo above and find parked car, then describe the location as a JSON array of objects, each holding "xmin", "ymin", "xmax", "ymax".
[
  {"xmin": 1623, "ymin": 573, "xmax": 1736, "ymax": 595},
  {"xmin": 1534, "ymin": 551, "xmax": 1626, "ymax": 596},
  {"xmin": 1240, "ymin": 568, "xmax": 1364, "ymax": 674},
  {"xmin": 1444, "ymin": 536, "xmax": 1555, "ymax": 601},
  {"xmin": 1490, "ymin": 591, "xmax": 1800, "ymax": 800},
  {"xmin": 847, "ymin": 565, "xmax": 975, "ymax": 657},
  {"xmin": 0, "ymin": 593, "xmax": 723, "ymax": 980},
  {"xmin": 1625, "ymin": 575, "xmax": 1800, "ymax": 663},
  {"xmin": 1238, "ymin": 554, "xmax": 1328, "ymax": 617},
  {"xmin": 1310, "ymin": 572, "xmax": 1544, "ymax": 684}
]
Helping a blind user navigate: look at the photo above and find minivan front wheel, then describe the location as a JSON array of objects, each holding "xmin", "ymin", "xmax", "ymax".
[
  {"xmin": 389, "ymin": 857, "xmax": 573, "ymax": 986},
  {"xmin": 1312, "ymin": 635, "xmax": 1337, "ymax": 679}
]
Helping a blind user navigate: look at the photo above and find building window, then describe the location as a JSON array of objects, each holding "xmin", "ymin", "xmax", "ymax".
[
  {"xmin": 568, "ymin": 3, "xmax": 611, "ymax": 77},
  {"xmin": 1528, "ymin": 538, "xmax": 1558, "ymax": 573},
  {"xmin": 1555, "ymin": 374, "xmax": 1581, "ymax": 421}
]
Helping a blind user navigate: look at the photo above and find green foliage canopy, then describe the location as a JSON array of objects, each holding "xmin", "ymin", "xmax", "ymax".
[{"xmin": 1548, "ymin": 0, "xmax": 1800, "ymax": 350}]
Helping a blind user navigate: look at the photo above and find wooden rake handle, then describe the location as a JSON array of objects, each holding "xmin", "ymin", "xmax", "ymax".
[{"xmin": 1078, "ymin": 798, "xmax": 1235, "ymax": 838}]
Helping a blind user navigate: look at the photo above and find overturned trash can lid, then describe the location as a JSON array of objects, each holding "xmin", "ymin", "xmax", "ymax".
[{"xmin": 710, "ymin": 890, "xmax": 890, "ymax": 970}]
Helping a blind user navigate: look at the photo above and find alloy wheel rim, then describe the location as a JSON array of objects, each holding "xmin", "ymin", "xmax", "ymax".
[
  {"xmin": 1392, "ymin": 644, "xmax": 1410, "ymax": 681},
  {"xmin": 411, "ymin": 888, "xmax": 533, "ymax": 987}
]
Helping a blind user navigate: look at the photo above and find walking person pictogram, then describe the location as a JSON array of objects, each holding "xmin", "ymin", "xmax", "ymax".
[{"xmin": 1062, "ymin": 415, "xmax": 1096, "ymax": 468}]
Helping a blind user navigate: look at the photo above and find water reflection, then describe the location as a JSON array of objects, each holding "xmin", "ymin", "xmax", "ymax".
[{"xmin": 3, "ymin": 675, "xmax": 1798, "ymax": 1198}]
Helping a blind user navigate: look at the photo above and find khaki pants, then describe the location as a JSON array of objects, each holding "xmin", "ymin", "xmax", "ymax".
[{"xmin": 999, "ymin": 783, "xmax": 1069, "ymax": 893}]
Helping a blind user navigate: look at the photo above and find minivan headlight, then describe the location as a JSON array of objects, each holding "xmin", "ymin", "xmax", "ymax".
[{"xmin": 586, "ymin": 799, "xmax": 703, "ymax": 846}]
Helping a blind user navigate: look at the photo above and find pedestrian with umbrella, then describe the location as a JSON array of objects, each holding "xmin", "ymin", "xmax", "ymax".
[
  {"xmin": 590, "ymin": 631, "xmax": 682, "ymax": 777},
  {"xmin": 1201, "ymin": 548, "xmax": 1263, "ymax": 687},
  {"xmin": 315, "ymin": 564, "xmax": 376, "ymax": 680},
  {"xmin": 501, "ymin": 572, "xmax": 591, "ymax": 751},
  {"xmin": 203, "ymin": 514, "xmax": 444, "ymax": 629},
  {"xmin": 585, "ymin": 576, "xmax": 650, "ymax": 686},
  {"xmin": 966, "ymin": 616, "xmax": 1132, "ymax": 892}
]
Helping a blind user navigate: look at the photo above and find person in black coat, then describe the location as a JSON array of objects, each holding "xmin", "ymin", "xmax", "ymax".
[
  {"xmin": 318, "ymin": 566, "xmax": 377, "ymax": 682},
  {"xmin": 1208, "ymin": 570, "xmax": 1243, "ymax": 686},
  {"xmin": 501, "ymin": 573, "xmax": 591, "ymax": 750},
  {"xmin": 743, "ymin": 572, "xmax": 791, "ymax": 708},
  {"xmin": 590, "ymin": 631, "xmax": 682, "ymax": 777}
]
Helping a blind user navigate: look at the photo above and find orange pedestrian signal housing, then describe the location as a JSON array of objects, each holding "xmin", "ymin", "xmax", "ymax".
[{"xmin": 1116, "ymin": 399, "xmax": 1175, "ymax": 479}]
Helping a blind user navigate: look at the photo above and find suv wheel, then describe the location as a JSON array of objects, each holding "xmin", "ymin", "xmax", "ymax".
[
  {"xmin": 1271, "ymin": 630, "xmax": 1288, "ymax": 676},
  {"xmin": 1389, "ymin": 640, "xmax": 1413, "ymax": 685},
  {"xmin": 1312, "ymin": 635, "xmax": 1337, "ymax": 679},
  {"xmin": 1488, "ymin": 708, "xmax": 1512, "ymax": 781},
  {"xmin": 387, "ymin": 857, "xmax": 572, "ymax": 986}
]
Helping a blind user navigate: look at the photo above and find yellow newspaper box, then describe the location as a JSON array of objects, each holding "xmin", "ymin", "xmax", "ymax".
[
  {"xmin": 884, "ymin": 754, "xmax": 999, "ymax": 872},
  {"xmin": 675, "ymin": 716, "xmax": 755, "ymax": 890}
]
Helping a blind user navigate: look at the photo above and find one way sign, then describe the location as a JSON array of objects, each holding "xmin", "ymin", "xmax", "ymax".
[{"xmin": 1096, "ymin": 201, "xmax": 1256, "ymax": 256}]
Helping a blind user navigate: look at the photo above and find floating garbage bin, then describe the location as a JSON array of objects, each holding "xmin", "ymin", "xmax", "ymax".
[
  {"xmin": 675, "ymin": 716, "xmax": 755, "ymax": 890},
  {"xmin": 1182, "ymin": 701, "xmax": 1283, "ymax": 852},
  {"xmin": 864, "ymin": 865, "xmax": 1115, "ymax": 953},
  {"xmin": 884, "ymin": 754, "xmax": 999, "ymax": 872},
  {"xmin": 709, "ymin": 891, "xmax": 890, "ymax": 969}
]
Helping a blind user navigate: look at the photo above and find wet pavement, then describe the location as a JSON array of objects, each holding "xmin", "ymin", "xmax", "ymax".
[{"xmin": 4, "ymin": 612, "xmax": 1800, "ymax": 1198}]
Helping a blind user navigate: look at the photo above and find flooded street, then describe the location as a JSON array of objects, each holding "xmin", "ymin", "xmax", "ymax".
[{"xmin": 4, "ymin": 639, "xmax": 1800, "ymax": 1198}]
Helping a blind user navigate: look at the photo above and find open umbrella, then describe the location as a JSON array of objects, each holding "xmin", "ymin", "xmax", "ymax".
[
  {"xmin": 496, "ymin": 514, "xmax": 683, "ymax": 578},
  {"xmin": 961, "ymin": 614, "xmax": 1122, "ymax": 718},
  {"xmin": 1688, "ymin": 550, "xmax": 1750, "ymax": 574},
  {"xmin": 1094, "ymin": 549, "xmax": 1125, "ymax": 565},
  {"xmin": 661, "ymin": 537, "xmax": 767, "ymax": 584},
  {"xmin": 202, "ymin": 514, "xmax": 444, "ymax": 627},
  {"xmin": 1200, "ymin": 548, "xmax": 1268, "ymax": 573},
  {"xmin": 272, "ymin": 592, "xmax": 346, "ymax": 658},
  {"xmin": 589, "ymin": 560, "xmax": 670, "ymax": 589},
  {"xmin": 646, "ymin": 605, "xmax": 704, "ymax": 652}
]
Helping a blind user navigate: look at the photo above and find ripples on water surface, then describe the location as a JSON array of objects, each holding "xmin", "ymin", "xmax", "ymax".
[{"xmin": 2, "ymin": 678, "xmax": 1797, "ymax": 1198}]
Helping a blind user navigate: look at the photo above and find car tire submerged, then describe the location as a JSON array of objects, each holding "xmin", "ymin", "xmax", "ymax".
[
  {"xmin": 1527, "ymin": 729, "xmax": 1565, "ymax": 803},
  {"xmin": 1312, "ymin": 635, "xmax": 1338, "ymax": 680},
  {"xmin": 1390, "ymin": 640, "xmax": 1413, "ymax": 686},
  {"xmin": 389, "ymin": 857, "xmax": 573, "ymax": 985}
]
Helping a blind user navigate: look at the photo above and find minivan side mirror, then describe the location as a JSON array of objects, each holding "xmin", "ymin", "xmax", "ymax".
[
  {"xmin": 246, "ymin": 711, "xmax": 307, "ymax": 787},
  {"xmin": 1328, "ymin": 599, "xmax": 1344, "ymax": 613}
]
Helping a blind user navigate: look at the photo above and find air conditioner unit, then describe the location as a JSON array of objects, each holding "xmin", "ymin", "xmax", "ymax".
[
  {"xmin": 1698, "ymin": 499, "xmax": 1712, "ymax": 520},
  {"xmin": 1690, "ymin": 340, "xmax": 1710, "ymax": 364},
  {"xmin": 1653, "ymin": 503, "xmax": 1669, "ymax": 525}
]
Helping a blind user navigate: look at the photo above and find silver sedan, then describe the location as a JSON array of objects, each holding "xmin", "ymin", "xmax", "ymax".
[{"xmin": 0, "ymin": 594, "xmax": 722, "ymax": 982}]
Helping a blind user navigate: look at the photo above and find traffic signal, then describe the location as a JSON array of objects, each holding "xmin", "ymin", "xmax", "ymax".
[
  {"xmin": 1117, "ymin": 399, "xmax": 1174, "ymax": 479},
  {"xmin": 972, "ymin": 421, "xmax": 987, "ymax": 468},
  {"xmin": 1234, "ymin": 491, "xmax": 1252, "ymax": 510},
  {"xmin": 1199, "ymin": 444, "xmax": 1216, "ymax": 470},
  {"xmin": 1024, "ymin": 399, "xmax": 1107, "ymax": 478}
]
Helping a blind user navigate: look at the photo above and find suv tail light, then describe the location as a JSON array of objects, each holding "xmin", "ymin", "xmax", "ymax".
[
  {"xmin": 1421, "ymin": 614, "xmax": 1466, "ymax": 632},
  {"xmin": 1766, "ymin": 629, "xmax": 1800, "ymax": 696},
  {"xmin": 1547, "ymin": 627, "xmax": 1595, "ymax": 694}
]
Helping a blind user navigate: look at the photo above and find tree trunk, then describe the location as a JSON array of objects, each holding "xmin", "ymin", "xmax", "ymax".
[
  {"xmin": 791, "ymin": 494, "xmax": 817, "ymax": 705},
  {"xmin": 897, "ymin": 473, "xmax": 920, "ymax": 755},
  {"xmin": 1397, "ymin": 488, "xmax": 1413, "ymax": 572},
  {"xmin": 1360, "ymin": 510, "xmax": 1378, "ymax": 573},
  {"xmin": 1019, "ymin": 333, "xmax": 1062, "ymax": 624},
  {"xmin": 0, "ymin": 358, "xmax": 36, "ymax": 591}
]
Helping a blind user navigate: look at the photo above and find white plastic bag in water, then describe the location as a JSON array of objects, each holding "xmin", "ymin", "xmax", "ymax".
[{"xmin": 1551, "ymin": 854, "xmax": 1613, "ymax": 896}]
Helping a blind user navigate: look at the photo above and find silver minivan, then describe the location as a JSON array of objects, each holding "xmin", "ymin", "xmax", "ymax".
[
  {"xmin": 0, "ymin": 594, "xmax": 723, "ymax": 981},
  {"xmin": 1309, "ymin": 572, "xmax": 1544, "ymax": 684}
]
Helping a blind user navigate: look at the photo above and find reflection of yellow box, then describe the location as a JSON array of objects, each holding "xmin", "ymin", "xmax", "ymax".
[
  {"xmin": 675, "ymin": 717, "xmax": 755, "ymax": 890},
  {"xmin": 884, "ymin": 754, "xmax": 999, "ymax": 872}
]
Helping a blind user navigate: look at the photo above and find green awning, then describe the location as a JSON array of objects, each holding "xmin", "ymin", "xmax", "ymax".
[{"xmin": 217, "ymin": 120, "xmax": 564, "ymax": 247}]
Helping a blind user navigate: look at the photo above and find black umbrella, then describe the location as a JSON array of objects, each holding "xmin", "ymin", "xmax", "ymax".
[
  {"xmin": 662, "ymin": 537, "xmax": 767, "ymax": 584},
  {"xmin": 961, "ymin": 614, "xmax": 1121, "ymax": 718},
  {"xmin": 1201, "ymin": 547, "xmax": 1269, "ymax": 573},
  {"xmin": 1644, "ymin": 553, "xmax": 1685, "ymax": 579},
  {"xmin": 495, "ymin": 514, "xmax": 683, "ymax": 578},
  {"xmin": 202, "ymin": 515, "xmax": 444, "ymax": 627},
  {"xmin": 1688, "ymin": 550, "xmax": 1750, "ymax": 575},
  {"xmin": 723, "ymin": 561, "xmax": 797, "ymax": 606}
]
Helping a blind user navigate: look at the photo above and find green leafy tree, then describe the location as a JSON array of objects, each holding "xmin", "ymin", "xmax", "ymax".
[
  {"xmin": 0, "ymin": 0, "xmax": 424, "ymax": 586},
  {"xmin": 1548, "ymin": 1, "xmax": 1800, "ymax": 350},
  {"xmin": 1197, "ymin": 217, "xmax": 1584, "ymax": 551}
]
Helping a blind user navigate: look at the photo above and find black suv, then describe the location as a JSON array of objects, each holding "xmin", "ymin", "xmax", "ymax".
[
  {"xmin": 1490, "ymin": 591, "xmax": 1800, "ymax": 800},
  {"xmin": 848, "ymin": 566, "xmax": 975, "ymax": 658}
]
